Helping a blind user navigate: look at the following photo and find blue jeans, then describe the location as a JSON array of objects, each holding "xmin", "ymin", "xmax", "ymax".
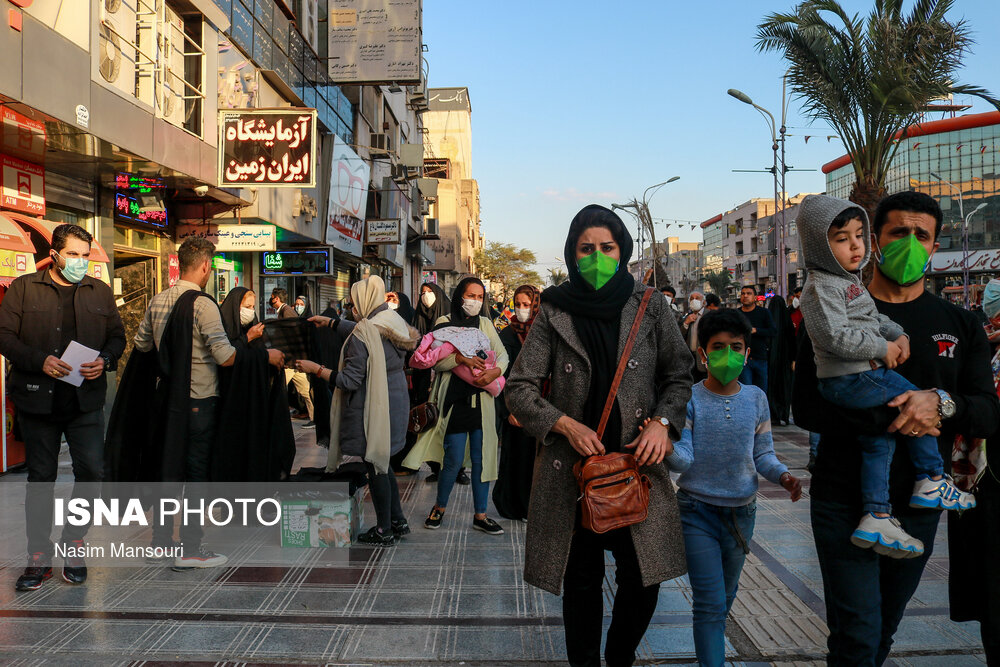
[
  {"xmin": 438, "ymin": 430, "xmax": 489, "ymax": 513},
  {"xmin": 818, "ymin": 368, "xmax": 944, "ymax": 514},
  {"xmin": 739, "ymin": 358, "xmax": 768, "ymax": 394},
  {"xmin": 811, "ymin": 498, "xmax": 939, "ymax": 666},
  {"xmin": 809, "ymin": 431, "xmax": 821, "ymax": 458},
  {"xmin": 677, "ymin": 491, "xmax": 756, "ymax": 667}
]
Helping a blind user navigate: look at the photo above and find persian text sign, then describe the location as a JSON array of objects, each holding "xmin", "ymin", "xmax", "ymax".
[
  {"xmin": 0, "ymin": 250, "xmax": 32, "ymax": 279},
  {"xmin": 0, "ymin": 153, "xmax": 44, "ymax": 215},
  {"xmin": 366, "ymin": 219, "xmax": 399, "ymax": 244},
  {"xmin": 177, "ymin": 224, "xmax": 277, "ymax": 251},
  {"xmin": 1, "ymin": 108, "xmax": 46, "ymax": 161},
  {"xmin": 219, "ymin": 109, "xmax": 317, "ymax": 188},
  {"xmin": 327, "ymin": 0, "xmax": 421, "ymax": 83},
  {"xmin": 931, "ymin": 248, "xmax": 1000, "ymax": 274}
]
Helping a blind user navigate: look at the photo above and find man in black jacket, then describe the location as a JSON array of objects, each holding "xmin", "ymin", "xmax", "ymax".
[
  {"xmin": 794, "ymin": 191, "xmax": 1000, "ymax": 665},
  {"xmin": 737, "ymin": 284, "xmax": 776, "ymax": 392},
  {"xmin": 0, "ymin": 224, "xmax": 125, "ymax": 591}
]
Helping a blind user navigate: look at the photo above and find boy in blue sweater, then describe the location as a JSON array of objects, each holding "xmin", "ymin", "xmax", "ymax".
[{"xmin": 668, "ymin": 308, "xmax": 802, "ymax": 667}]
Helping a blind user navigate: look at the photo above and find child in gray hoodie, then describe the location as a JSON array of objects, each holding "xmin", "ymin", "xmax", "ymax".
[{"xmin": 798, "ymin": 194, "xmax": 975, "ymax": 559}]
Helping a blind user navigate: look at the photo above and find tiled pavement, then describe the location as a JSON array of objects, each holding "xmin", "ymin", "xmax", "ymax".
[{"xmin": 0, "ymin": 422, "xmax": 988, "ymax": 665}]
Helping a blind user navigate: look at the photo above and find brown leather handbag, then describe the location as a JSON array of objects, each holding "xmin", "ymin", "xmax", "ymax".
[
  {"xmin": 573, "ymin": 288, "xmax": 654, "ymax": 534},
  {"xmin": 407, "ymin": 402, "xmax": 439, "ymax": 434}
]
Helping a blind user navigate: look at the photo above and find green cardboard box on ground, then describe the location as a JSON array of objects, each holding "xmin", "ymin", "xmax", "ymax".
[{"xmin": 280, "ymin": 493, "xmax": 363, "ymax": 547}]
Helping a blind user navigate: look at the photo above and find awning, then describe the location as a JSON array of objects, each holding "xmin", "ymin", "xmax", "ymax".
[
  {"xmin": 4, "ymin": 211, "xmax": 111, "ymax": 263},
  {"xmin": 0, "ymin": 212, "xmax": 37, "ymax": 254}
]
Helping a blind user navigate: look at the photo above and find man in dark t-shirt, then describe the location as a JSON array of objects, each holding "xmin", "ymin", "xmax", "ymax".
[
  {"xmin": 794, "ymin": 191, "xmax": 1000, "ymax": 666},
  {"xmin": 737, "ymin": 284, "xmax": 775, "ymax": 393}
]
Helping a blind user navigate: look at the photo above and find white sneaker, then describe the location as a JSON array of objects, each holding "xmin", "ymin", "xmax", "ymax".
[
  {"xmin": 171, "ymin": 547, "xmax": 228, "ymax": 571},
  {"xmin": 910, "ymin": 475, "xmax": 976, "ymax": 511},
  {"xmin": 851, "ymin": 513, "xmax": 924, "ymax": 559}
]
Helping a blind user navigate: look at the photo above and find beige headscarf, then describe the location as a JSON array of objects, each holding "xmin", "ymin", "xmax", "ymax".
[{"xmin": 326, "ymin": 275, "xmax": 412, "ymax": 474}]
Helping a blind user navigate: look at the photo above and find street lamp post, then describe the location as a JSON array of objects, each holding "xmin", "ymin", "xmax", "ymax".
[
  {"xmin": 612, "ymin": 176, "xmax": 680, "ymax": 288},
  {"xmin": 728, "ymin": 78, "xmax": 791, "ymax": 297}
]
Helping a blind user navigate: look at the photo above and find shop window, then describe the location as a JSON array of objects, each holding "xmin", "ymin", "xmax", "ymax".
[{"xmin": 133, "ymin": 231, "xmax": 159, "ymax": 252}]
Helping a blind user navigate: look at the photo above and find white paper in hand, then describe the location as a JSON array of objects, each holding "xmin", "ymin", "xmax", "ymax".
[{"xmin": 59, "ymin": 341, "xmax": 100, "ymax": 387}]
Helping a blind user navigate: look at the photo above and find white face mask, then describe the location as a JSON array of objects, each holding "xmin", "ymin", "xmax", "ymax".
[
  {"xmin": 239, "ymin": 307, "xmax": 255, "ymax": 325},
  {"xmin": 387, "ymin": 301, "xmax": 399, "ymax": 310},
  {"xmin": 515, "ymin": 307, "xmax": 531, "ymax": 323},
  {"xmin": 421, "ymin": 292, "xmax": 436, "ymax": 307},
  {"xmin": 663, "ymin": 294, "xmax": 673, "ymax": 305},
  {"xmin": 792, "ymin": 297, "xmax": 800, "ymax": 308},
  {"xmin": 462, "ymin": 298, "xmax": 482, "ymax": 317},
  {"xmin": 294, "ymin": 305, "xmax": 305, "ymax": 315},
  {"xmin": 689, "ymin": 299, "xmax": 703, "ymax": 312}
]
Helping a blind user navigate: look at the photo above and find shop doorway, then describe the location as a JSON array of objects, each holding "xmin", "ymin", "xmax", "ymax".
[{"xmin": 113, "ymin": 252, "xmax": 158, "ymax": 382}]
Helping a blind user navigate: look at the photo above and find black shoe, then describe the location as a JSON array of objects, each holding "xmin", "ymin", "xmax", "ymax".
[
  {"xmin": 473, "ymin": 516, "xmax": 504, "ymax": 535},
  {"xmin": 425, "ymin": 472, "xmax": 439, "ymax": 483},
  {"xmin": 391, "ymin": 519, "xmax": 411, "ymax": 537},
  {"xmin": 807, "ymin": 453, "xmax": 817, "ymax": 474},
  {"xmin": 302, "ymin": 421, "xmax": 316, "ymax": 430},
  {"xmin": 424, "ymin": 506, "xmax": 444, "ymax": 529},
  {"xmin": 456, "ymin": 469, "xmax": 471, "ymax": 485},
  {"xmin": 357, "ymin": 526, "xmax": 395, "ymax": 546},
  {"xmin": 316, "ymin": 436, "xmax": 330, "ymax": 448},
  {"xmin": 15, "ymin": 553, "xmax": 52, "ymax": 592},
  {"xmin": 62, "ymin": 565, "xmax": 87, "ymax": 584},
  {"xmin": 172, "ymin": 547, "xmax": 228, "ymax": 571}
]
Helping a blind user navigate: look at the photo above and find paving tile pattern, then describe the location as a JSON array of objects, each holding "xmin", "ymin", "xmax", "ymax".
[{"xmin": 0, "ymin": 422, "xmax": 988, "ymax": 665}]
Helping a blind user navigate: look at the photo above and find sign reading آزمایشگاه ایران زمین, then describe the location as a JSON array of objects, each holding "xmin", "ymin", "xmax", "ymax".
[
  {"xmin": 261, "ymin": 248, "xmax": 331, "ymax": 276},
  {"xmin": 219, "ymin": 109, "xmax": 318, "ymax": 188}
]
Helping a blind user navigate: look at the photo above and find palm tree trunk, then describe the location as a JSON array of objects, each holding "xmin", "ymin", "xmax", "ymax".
[{"xmin": 849, "ymin": 179, "xmax": 885, "ymax": 286}]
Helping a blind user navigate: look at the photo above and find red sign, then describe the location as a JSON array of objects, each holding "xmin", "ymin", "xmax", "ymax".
[
  {"xmin": 1, "ymin": 107, "xmax": 45, "ymax": 161},
  {"xmin": 168, "ymin": 254, "xmax": 180, "ymax": 287},
  {"xmin": 1, "ymin": 153, "xmax": 44, "ymax": 215}
]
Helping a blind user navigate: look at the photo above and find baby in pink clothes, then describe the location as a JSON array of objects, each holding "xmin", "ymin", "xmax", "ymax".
[{"xmin": 409, "ymin": 327, "xmax": 505, "ymax": 396}]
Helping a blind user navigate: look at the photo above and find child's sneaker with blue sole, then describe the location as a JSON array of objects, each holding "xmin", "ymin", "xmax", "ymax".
[
  {"xmin": 851, "ymin": 513, "xmax": 925, "ymax": 559},
  {"xmin": 910, "ymin": 474, "xmax": 976, "ymax": 511}
]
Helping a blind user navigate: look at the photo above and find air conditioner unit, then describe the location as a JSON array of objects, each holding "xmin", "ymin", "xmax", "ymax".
[
  {"xmin": 98, "ymin": 0, "xmax": 138, "ymax": 99},
  {"xmin": 158, "ymin": 7, "xmax": 189, "ymax": 128},
  {"xmin": 370, "ymin": 132, "xmax": 391, "ymax": 156},
  {"xmin": 391, "ymin": 163, "xmax": 407, "ymax": 183},
  {"xmin": 424, "ymin": 218, "xmax": 440, "ymax": 239},
  {"xmin": 420, "ymin": 199, "xmax": 430, "ymax": 216}
]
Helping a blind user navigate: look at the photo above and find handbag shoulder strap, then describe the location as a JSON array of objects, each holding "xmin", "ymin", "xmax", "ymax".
[{"xmin": 596, "ymin": 288, "xmax": 654, "ymax": 440}]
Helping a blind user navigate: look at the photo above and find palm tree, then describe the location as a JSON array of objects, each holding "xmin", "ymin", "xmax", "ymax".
[
  {"xmin": 548, "ymin": 267, "xmax": 568, "ymax": 286},
  {"xmin": 704, "ymin": 269, "xmax": 736, "ymax": 299},
  {"xmin": 756, "ymin": 0, "xmax": 999, "ymax": 216}
]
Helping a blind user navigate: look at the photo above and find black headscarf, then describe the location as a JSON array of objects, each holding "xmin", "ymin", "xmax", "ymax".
[
  {"xmin": 414, "ymin": 281, "xmax": 451, "ymax": 334},
  {"xmin": 446, "ymin": 276, "xmax": 490, "ymax": 326},
  {"xmin": 220, "ymin": 287, "xmax": 258, "ymax": 345},
  {"xmin": 393, "ymin": 291, "xmax": 416, "ymax": 324},
  {"xmin": 295, "ymin": 295, "xmax": 313, "ymax": 319},
  {"xmin": 542, "ymin": 204, "xmax": 635, "ymax": 450}
]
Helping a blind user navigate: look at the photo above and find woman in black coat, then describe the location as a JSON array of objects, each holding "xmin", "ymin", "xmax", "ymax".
[
  {"xmin": 766, "ymin": 294, "xmax": 795, "ymax": 426},
  {"xmin": 493, "ymin": 284, "xmax": 541, "ymax": 521}
]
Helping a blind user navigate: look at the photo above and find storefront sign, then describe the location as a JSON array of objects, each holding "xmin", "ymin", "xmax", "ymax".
[
  {"xmin": 1, "ymin": 108, "xmax": 45, "ymax": 161},
  {"xmin": 219, "ymin": 109, "xmax": 317, "ymax": 187},
  {"xmin": 421, "ymin": 270, "xmax": 437, "ymax": 284},
  {"xmin": 114, "ymin": 173, "xmax": 169, "ymax": 230},
  {"xmin": 176, "ymin": 224, "xmax": 277, "ymax": 251},
  {"xmin": 931, "ymin": 248, "xmax": 1000, "ymax": 274},
  {"xmin": 327, "ymin": 0, "xmax": 421, "ymax": 83},
  {"xmin": 0, "ymin": 153, "xmax": 44, "ymax": 215},
  {"xmin": 87, "ymin": 262, "xmax": 110, "ymax": 285},
  {"xmin": 212, "ymin": 257, "xmax": 235, "ymax": 271},
  {"xmin": 326, "ymin": 135, "xmax": 369, "ymax": 257},
  {"xmin": 366, "ymin": 219, "xmax": 399, "ymax": 244},
  {"xmin": 261, "ymin": 248, "xmax": 331, "ymax": 276},
  {"xmin": 0, "ymin": 250, "xmax": 31, "ymax": 279}
]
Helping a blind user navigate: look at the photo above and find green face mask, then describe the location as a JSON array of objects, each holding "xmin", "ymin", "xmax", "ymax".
[
  {"xmin": 876, "ymin": 233, "xmax": 930, "ymax": 286},
  {"xmin": 577, "ymin": 250, "xmax": 619, "ymax": 290},
  {"xmin": 704, "ymin": 346, "xmax": 746, "ymax": 386}
]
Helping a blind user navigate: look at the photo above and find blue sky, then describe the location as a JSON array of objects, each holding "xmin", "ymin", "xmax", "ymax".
[{"xmin": 421, "ymin": 0, "xmax": 1000, "ymax": 276}]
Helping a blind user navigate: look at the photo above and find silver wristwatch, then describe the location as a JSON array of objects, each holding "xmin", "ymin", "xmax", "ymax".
[
  {"xmin": 934, "ymin": 389, "xmax": 956, "ymax": 419},
  {"xmin": 653, "ymin": 416, "xmax": 669, "ymax": 428}
]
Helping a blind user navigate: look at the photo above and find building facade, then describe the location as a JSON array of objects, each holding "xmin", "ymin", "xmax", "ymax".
[
  {"xmin": 824, "ymin": 111, "xmax": 1000, "ymax": 304},
  {"xmin": 0, "ymin": 0, "xmax": 435, "ymax": 399},
  {"xmin": 421, "ymin": 87, "xmax": 482, "ymax": 295}
]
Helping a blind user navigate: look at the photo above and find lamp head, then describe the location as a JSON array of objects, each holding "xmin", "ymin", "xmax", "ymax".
[{"xmin": 728, "ymin": 89, "xmax": 753, "ymax": 105}]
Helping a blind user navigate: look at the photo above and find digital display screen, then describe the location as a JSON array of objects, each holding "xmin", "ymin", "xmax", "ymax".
[
  {"xmin": 114, "ymin": 173, "xmax": 169, "ymax": 230},
  {"xmin": 261, "ymin": 249, "xmax": 330, "ymax": 275}
]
